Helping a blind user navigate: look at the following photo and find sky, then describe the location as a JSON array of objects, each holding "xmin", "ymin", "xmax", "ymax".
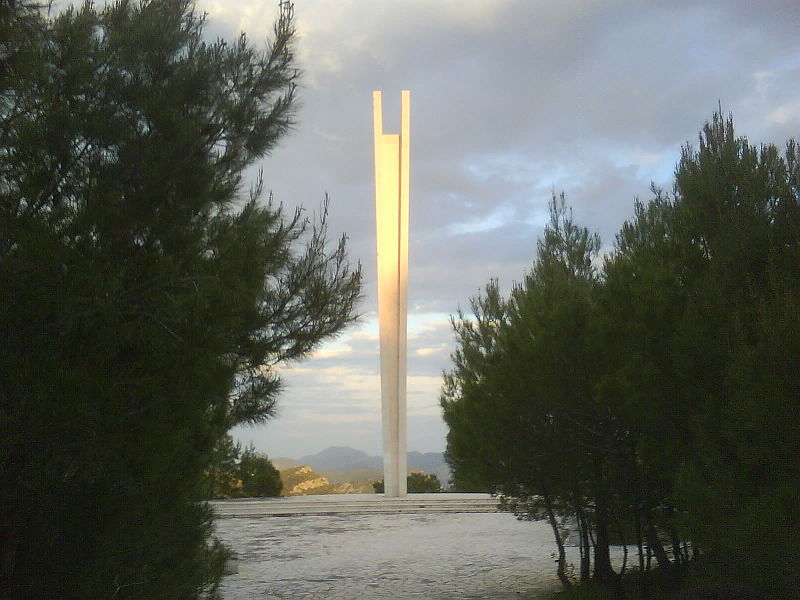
[{"xmin": 187, "ymin": 0, "xmax": 800, "ymax": 459}]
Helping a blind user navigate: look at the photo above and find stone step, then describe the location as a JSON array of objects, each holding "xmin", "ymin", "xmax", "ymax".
[{"xmin": 210, "ymin": 493, "xmax": 500, "ymax": 518}]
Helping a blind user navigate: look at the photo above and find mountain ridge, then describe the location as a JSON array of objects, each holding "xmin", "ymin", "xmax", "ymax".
[{"xmin": 274, "ymin": 446, "xmax": 451, "ymax": 487}]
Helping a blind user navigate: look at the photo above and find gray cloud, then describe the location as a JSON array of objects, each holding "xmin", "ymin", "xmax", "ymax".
[{"xmin": 197, "ymin": 0, "xmax": 800, "ymax": 457}]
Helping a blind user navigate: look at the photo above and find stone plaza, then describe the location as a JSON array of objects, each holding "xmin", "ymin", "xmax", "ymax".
[{"xmin": 211, "ymin": 495, "xmax": 629, "ymax": 599}]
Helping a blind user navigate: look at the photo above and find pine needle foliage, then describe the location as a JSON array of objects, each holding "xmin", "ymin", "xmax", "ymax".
[
  {"xmin": 0, "ymin": 1, "xmax": 361, "ymax": 597},
  {"xmin": 442, "ymin": 114, "xmax": 800, "ymax": 597}
]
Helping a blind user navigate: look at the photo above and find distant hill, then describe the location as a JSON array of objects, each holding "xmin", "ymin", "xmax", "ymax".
[
  {"xmin": 279, "ymin": 465, "xmax": 379, "ymax": 495},
  {"xmin": 317, "ymin": 469, "xmax": 381, "ymax": 493},
  {"xmin": 279, "ymin": 465, "xmax": 335, "ymax": 496},
  {"xmin": 299, "ymin": 446, "xmax": 382, "ymax": 472},
  {"xmin": 407, "ymin": 451, "xmax": 451, "ymax": 486},
  {"xmin": 298, "ymin": 446, "xmax": 452, "ymax": 488},
  {"xmin": 319, "ymin": 468, "xmax": 384, "ymax": 485},
  {"xmin": 272, "ymin": 456, "xmax": 303, "ymax": 470}
]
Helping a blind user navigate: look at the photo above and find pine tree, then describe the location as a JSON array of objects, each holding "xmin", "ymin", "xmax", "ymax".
[{"xmin": 0, "ymin": 1, "xmax": 360, "ymax": 597}]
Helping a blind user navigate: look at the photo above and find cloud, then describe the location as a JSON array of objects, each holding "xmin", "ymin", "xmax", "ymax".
[
  {"xmin": 766, "ymin": 98, "xmax": 800, "ymax": 127},
  {"xmin": 416, "ymin": 347, "xmax": 444, "ymax": 357},
  {"xmin": 185, "ymin": 0, "xmax": 800, "ymax": 457}
]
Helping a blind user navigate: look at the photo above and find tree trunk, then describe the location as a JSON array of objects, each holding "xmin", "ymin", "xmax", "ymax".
[
  {"xmin": 576, "ymin": 506, "xmax": 591, "ymax": 582},
  {"xmin": 642, "ymin": 505, "xmax": 672, "ymax": 571},
  {"xmin": 543, "ymin": 491, "xmax": 572, "ymax": 590},
  {"xmin": 592, "ymin": 488, "xmax": 617, "ymax": 584},
  {"xmin": 667, "ymin": 507, "xmax": 683, "ymax": 566},
  {"xmin": 671, "ymin": 527, "xmax": 683, "ymax": 566},
  {"xmin": 635, "ymin": 508, "xmax": 647, "ymax": 599},
  {"xmin": 616, "ymin": 516, "xmax": 628, "ymax": 575}
]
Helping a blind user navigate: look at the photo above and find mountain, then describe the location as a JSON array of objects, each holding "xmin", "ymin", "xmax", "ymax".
[
  {"xmin": 279, "ymin": 465, "xmax": 334, "ymax": 496},
  {"xmin": 408, "ymin": 452, "xmax": 452, "ymax": 487},
  {"xmin": 279, "ymin": 465, "xmax": 376, "ymax": 495},
  {"xmin": 298, "ymin": 446, "xmax": 451, "ymax": 488},
  {"xmin": 408, "ymin": 451, "xmax": 448, "ymax": 474},
  {"xmin": 271, "ymin": 456, "xmax": 303, "ymax": 470},
  {"xmin": 320, "ymin": 468, "xmax": 385, "ymax": 485},
  {"xmin": 299, "ymin": 446, "xmax": 382, "ymax": 472}
]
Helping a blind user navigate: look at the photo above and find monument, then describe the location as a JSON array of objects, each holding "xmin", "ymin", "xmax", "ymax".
[{"xmin": 372, "ymin": 90, "xmax": 410, "ymax": 497}]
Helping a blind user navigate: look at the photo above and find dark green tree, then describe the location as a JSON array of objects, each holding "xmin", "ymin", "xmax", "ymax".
[
  {"xmin": 372, "ymin": 472, "xmax": 444, "ymax": 493},
  {"xmin": 441, "ymin": 278, "xmax": 510, "ymax": 495},
  {"xmin": 602, "ymin": 114, "xmax": 800, "ymax": 595},
  {"xmin": 442, "ymin": 196, "xmax": 611, "ymax": 588},
  {"xmin": 206, "ymin": 434, "xmax": 242, "ymax": 499},
  {"xmin": 407, "ymin": 472, "xmax": 443, "ymax": 493},
  {"xmin": 667, "ymin": 115, "xmax": 800, "ymax": 595},
  {"xmin": 0, "ymin": 1, "xmax": 360, "ymax": 598},
  {"xmin": 238, "ymin": 446, "xmax": 282, "ymax": 497},
  {"xmin": 597, "ymin": 194, "xmax": 694, "ymax": 579},
  {"xmin": 442, "ymin": 112, "xmax": 800, "ymax": 598}
]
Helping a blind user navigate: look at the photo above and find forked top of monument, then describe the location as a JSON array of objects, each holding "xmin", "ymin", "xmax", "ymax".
[{"xmin": 373, "ymin": 90, "xmax": 410, "ymax": 137}]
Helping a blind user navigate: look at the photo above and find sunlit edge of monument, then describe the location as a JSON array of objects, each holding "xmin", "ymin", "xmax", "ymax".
[{"xmin": 373, "ymin": 90, "xmax": 410, "ymax": 497}]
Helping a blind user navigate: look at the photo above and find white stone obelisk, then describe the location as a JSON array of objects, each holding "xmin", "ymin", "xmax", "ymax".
[{"xmin": 373, "ymin": 90, "xmax": 410, "ymax": 497}]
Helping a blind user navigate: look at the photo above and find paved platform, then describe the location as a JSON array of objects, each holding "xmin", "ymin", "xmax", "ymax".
[
  {"xmin": 210, "ymin": 493, "xmax": 500, "ymax": 518},
  {"xmin": 214, "ymin": 511, "xmax": 559, "ymax": 599}
]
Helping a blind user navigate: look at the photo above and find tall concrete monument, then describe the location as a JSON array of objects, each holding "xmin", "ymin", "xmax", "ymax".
[{"xmin": 373, "ymin": 90, "xmax": 410, "ymax": 497}]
